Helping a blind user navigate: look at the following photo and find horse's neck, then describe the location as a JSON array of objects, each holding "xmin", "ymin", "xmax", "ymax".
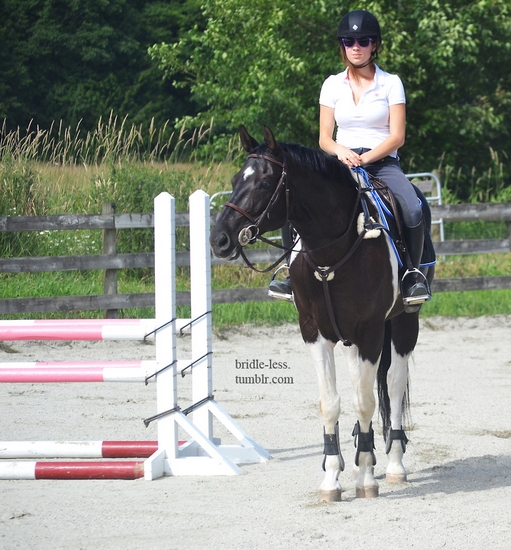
[{"xmin": 288, "ymin": 167, "xmax": 358, "ymax": 261}]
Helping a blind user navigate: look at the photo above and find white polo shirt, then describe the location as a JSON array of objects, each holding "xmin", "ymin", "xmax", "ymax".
[{"xmin": 319, "ymin": 64, "xmax": 406, "ymax": 157}]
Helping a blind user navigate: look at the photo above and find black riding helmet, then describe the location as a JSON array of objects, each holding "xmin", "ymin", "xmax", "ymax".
[
  {"xmin": 337, "ymin": 10, "xmax": 381, "ymax": 40},
  {"xmin": 337, "ymin": 10, "xmax": 381, "ymax": 67}
]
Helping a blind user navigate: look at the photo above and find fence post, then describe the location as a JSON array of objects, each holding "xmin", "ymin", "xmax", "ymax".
[{"xmin": 102, "ymin": 202, "xmax": 118, "ymax": 319}]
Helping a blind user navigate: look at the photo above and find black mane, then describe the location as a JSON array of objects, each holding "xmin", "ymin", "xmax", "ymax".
[{"xmin": 252, "ymin": 141, "xmax": 352, "ymax": 182}]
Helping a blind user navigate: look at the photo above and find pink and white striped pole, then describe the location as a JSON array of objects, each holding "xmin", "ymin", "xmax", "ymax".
[
  {"xmin": 0, "ymin": 318, "xmax": 190, "ymax": 341},
  {"xmin": 0, "ymin": 360, "xmax": 156, "ymax": 383},
  {"xmin": 0, "ymin": 358, "xmax": 196, "ymax": 382}
]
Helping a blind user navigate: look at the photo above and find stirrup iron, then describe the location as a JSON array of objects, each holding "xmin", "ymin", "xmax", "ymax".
[{"xmin": 401, "ymin": 268, "xmax": 431, "ymax": 305}]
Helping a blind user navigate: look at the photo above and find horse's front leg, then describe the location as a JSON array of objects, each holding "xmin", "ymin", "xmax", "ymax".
[
  {"xmin": 307, "ymin": 334, "xmax": 344, "ymax": 502},
  {"xmin": 345, "ymin": 345, "xmax": 379, "ymax": 498}
]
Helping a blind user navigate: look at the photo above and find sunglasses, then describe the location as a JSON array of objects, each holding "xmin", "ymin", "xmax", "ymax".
[{"xmin": 341, "ymin": 37, "xmax": 374, "ymax": 48}]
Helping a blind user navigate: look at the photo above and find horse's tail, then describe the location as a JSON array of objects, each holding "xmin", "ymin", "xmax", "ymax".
[{"xmin": 377, "ymin": 321, "xmax": 410, "ymax": 441}]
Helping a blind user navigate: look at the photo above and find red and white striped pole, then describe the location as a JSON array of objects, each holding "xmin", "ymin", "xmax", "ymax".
[
  {"xmin": 0, "ymin": 461, "xmax": 146, "ymax": 480},
  {"xmin": 0, "ymin": 440, "xmax": 186, "ymax": 459}
]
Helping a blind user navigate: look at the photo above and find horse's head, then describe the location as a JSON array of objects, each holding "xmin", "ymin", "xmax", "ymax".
[{"xmin": 210, "ymin": 126, "xmax": 288, "ymax": 260}]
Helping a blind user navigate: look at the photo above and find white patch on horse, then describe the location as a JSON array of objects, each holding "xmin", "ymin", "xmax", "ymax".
[
  {"xmin": 243, "ymin": 166, "xmax": 255, "ymax": 180},
  {"xmin": 313, "ymin": 268, "xmax": 334, "ymax": 282},
  {"xmin": 355, "ymin": 180, "xmax": 399, "ymax": 310},
  {"xmin": 357, "ymin": 212, "xmax": 382, "ymax": 239}
]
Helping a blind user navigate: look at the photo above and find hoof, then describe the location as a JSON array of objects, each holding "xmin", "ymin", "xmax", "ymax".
[
  {"xmin": 318, "ymin": 489, "xmax": 342, "ymax": 503},
  {"xmin": 386, "ymin": 473, "xmax": 407, "ymax": 483},
  {"xmin": 355, "ymin": 485, "xmax": 379, "ymax": 498}
]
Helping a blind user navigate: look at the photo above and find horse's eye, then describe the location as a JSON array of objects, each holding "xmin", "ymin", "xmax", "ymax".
[{"xmin": 258, "ymin": 180, "xmax": 271, "ymax": 190}]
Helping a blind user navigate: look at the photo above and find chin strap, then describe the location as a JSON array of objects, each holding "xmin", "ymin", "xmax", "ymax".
[
  {"xmin": 351, "ymin": 60, "xmax": 373, "ymax": 69},
  {"xmin": 349, "ymin": 51, "xmax": 378, "ymax": 70}
]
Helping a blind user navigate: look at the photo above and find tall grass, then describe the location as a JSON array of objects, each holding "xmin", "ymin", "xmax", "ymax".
[
  {"xmin": 1, "ymin": 117, "xmax": 511, "ymax": 326},
  {"xmin": 0, "ymin": 115, "xmax": 217, "ymax": 166},
  {"xmin": 436, "ymin": 148, "xmax": 511, "ymax": 204}
]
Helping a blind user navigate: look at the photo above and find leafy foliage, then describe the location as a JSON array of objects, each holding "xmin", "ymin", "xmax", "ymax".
[
  {"xmin": 150, "ymin": 0, "xmax": 511, "ymax": 198},
  {"xmin": 1, "ymin": 0, "xmax": 511, "ymax": 200},
  {"xmin": 149, "ymin": 0, "xmax": 338, "ymax": 148},
  {"xmin": 380, "ymin": 0, "xmax": 511, "ymax": 195},
  {"xmin": 0, "ymin": 0, "xmax": 201, "ymax": 131}
]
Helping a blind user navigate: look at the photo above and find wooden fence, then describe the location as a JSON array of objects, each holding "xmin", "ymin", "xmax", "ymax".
[{"xmin": 1, "ymin": 203, "xmax": 511, "ymax": 316}]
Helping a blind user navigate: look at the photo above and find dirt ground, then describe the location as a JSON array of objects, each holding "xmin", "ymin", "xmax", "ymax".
[{"xmin": 0, "ymin": 316, "xmax": 510, "ymax": 549}]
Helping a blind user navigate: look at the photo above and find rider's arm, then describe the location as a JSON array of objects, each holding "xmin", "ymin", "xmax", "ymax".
[
  {"xmin": 319, "ymin": 101, "xmax": 406, "ymax": 167},
  {"xmin": 359, "ymin": 103, "xmax": 406, "ymax": 165},
  {"xmin": 319, "ymin": 105, "xmax": 356, "ymax": 162}
]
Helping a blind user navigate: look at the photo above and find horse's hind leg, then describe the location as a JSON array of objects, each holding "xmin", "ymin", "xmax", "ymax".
[
  {"xmin": 384, "ymin": 349, "xmax": 409, "ymax": 482},
  {"xmin": 306, "ymin": 334, "xmax": 344, "ymax": 502},
  {"xmin": 385, "ymin": 314, "xmax": 418, "ymax": 483}
]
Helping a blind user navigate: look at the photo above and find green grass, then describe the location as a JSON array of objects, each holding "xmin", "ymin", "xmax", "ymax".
[
  {"xmin": 2, "ymin": 264, "xmax": 511, "ymax": 328},
  {"xmin": 421, "ymin": 290, "xmax": 511, "ymax": 318},
  {"xmin": 2, "ymin": 118, "xmax": 511, "ymax": 327}
]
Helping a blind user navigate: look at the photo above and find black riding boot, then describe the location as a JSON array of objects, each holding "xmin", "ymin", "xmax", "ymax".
[
  {"xmin": 401, "ymin": 220, "xmax": 431, "ymax": 312},
  {"xmin": 268, "ymin": 270, "xmax": 293, "ymax": 301}
]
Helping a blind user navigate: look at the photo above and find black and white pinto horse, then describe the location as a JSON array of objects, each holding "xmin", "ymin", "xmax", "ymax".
[{"xmin": 210, "ymin": 126, "xmax": 435, "ymax": 501}]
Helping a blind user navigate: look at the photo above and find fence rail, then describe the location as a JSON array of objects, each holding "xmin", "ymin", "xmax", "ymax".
[{"xmin": 1, "ymin": 203, "xmax": 510, "ymax": 315}]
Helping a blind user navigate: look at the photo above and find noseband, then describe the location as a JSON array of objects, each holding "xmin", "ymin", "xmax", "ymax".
[{"xmin": 225, "ymin": 153, "xmax": 288, "ymax": 247}]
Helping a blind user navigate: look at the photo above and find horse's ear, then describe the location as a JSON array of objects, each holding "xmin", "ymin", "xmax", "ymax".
[
  {"xmin": 263, "ymin": 126, "xmax": 279, "ymax": 152},
  {"xmin": 240, "ymin": 125, "xmax": 258, "ymax": 152}
]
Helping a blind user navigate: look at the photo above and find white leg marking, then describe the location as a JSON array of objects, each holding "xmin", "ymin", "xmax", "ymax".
[
  {"xmin": 345, "ymin": 344, "xmax": 380, "ymax": 497},
  {"xmin": 386, "ymin": 342, "xmax": 410, "ymax": 482},
  {"xmin": 306, "ymin": 335, "xmax": 342, "ymax": 497}
]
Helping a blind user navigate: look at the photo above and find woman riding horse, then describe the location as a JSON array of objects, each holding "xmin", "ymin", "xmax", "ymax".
[{"xmin": 269, "ymin": 10, "xmax": 431, "ymax": 311}]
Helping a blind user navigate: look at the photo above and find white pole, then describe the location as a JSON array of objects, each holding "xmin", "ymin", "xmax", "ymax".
[
  {"xmin": 189, "ymin": 190, "xmax": 213, "ymax": 439},
  {"xmin": 153, "ymin": 192, "xmax": 179, "ymax": 460}
]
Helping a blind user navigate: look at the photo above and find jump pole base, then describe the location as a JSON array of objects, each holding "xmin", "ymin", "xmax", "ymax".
[
  {"xmin": 144, "ymin": 410, "xmax": 241, "ymax": 479},
  {"xmin": 143, "ymin": 399, "xmax": 270, "ymax": 480}
]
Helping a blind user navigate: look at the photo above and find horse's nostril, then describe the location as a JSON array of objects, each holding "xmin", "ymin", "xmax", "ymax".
[
  {"xmin": 211, "ymin": 231, "xmax": 232, "ymax": 256},
  {"xmin": 217, "ymin": 233, "xmax": 229, "ymax": 250}
]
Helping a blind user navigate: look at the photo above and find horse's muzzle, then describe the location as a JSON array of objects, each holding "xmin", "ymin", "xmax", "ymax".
[{"xmin": 210, "ymin": 229, "xmax": 240, "ymax": 260}]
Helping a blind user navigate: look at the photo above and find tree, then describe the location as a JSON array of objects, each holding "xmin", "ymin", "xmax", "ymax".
[
  {"xmin": 150, "ymin": 0, "xmax": 511, "ymax": 195},
  {"xmin": 150, "ymin": 0, "xmax": 340, "ymax": 148},
  {"xmin": 0, "ymin": 0, "xmax": 201, "ymax": 132},
  {"xmin": 376, "ymin": 0, "xmax": 511, "ymax": 193}
]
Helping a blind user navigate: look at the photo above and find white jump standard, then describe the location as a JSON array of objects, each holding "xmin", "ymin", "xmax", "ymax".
[{"xmin": 0, "ymin": 191, "xmax": 269, "ymax": 480}]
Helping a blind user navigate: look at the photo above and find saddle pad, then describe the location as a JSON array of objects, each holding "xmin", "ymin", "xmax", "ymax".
[{"xmin": 358, "ymin": 169, "xmax": 437, "ymax": 269}]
